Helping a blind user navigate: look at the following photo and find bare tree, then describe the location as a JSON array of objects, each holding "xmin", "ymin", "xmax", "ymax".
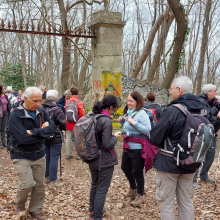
[{"xmin": 160, "ymin": 0, "xmax": 186, "ymax": 89}]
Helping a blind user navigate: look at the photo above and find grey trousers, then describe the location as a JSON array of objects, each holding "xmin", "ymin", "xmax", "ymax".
[
  {"xmin": 156, "ymin": 170, "xmax": 194, "ymax": 220},
  {"xmin": 0, "ymin": 111, "xmax": 9, "ymax": 145},
  {"xmin": 89, "ymin": 165, "xmax": 114, "ymax": 220},
  {"xmin": 66, "ymin": 129, "xmax": 73, "ymax": 156},
  {"xmin": 12, "ymin": 157, "xmax": 46, "ymax": 214}
]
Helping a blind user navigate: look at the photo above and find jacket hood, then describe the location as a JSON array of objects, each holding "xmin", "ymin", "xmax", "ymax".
[
  {"xmin": 12, "ymin": 100, "xmax": 44, "ymax": 118},
  {"xmin": 69, "ymin": 96, "xmax": 79, "ymax": 102},
  {"xmin": 197, "ymin": 93, "xmax": 218, "ymax": 106},
  {"xmin": 41, "ymin": 100, "xmax": 57, "ymax": 108},
  {"xmin": 169, "ymin": 93, "xmax": 208, "ymax": 112},
  {"xmin": 144, "ymin": 102, "xmax": 159, "ymax": 109}
]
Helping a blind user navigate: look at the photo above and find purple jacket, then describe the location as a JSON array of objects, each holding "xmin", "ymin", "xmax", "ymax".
[{"xmin": 123, "ymin": 136, "xmax": 158, "ymax": 172}]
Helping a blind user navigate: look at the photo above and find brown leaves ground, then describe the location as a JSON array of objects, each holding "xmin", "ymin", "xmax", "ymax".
[{"xmin": 1, "ymin": 142, "xmax": 220, "ymax": 219}]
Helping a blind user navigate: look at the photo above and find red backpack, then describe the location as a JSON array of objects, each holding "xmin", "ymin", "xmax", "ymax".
[{"xmin": 148, "ymin": 108, "xmax": 157, "ymax": 123}]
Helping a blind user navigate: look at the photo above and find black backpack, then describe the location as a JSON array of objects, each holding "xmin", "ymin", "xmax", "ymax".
[
  {"xmin": 44, "ymin": 106, "xmax": 61, "ymax": 140},
  {"xmin": 161, "ymin": 104, "xmax": 215, "ymax": 170}
]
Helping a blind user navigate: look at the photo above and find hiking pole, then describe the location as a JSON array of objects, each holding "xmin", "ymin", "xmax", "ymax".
[
  {"xmin": 214, "ymin": 147, "xmax": 220, "ymax": 190},
  {"xmin": 60, "ymin": 151, "xmax": 62, "ymax": 177}
]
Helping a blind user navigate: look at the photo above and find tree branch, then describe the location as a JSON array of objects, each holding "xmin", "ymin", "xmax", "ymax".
[
  {"xmin": 67, "ymin": 37, "xmax": 92, "ymax": 66},
  {"xmin": 67, "ymin": 0, "xmax": 104, "ymax": 12}
]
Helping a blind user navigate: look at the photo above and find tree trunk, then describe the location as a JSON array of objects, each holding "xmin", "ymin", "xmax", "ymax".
[
  {"xmin": 160, "ymin": 0, "xmax": 186, "ymax": 89},
  {"xmin": 147, "ymin": 12, "xmax": 174, "ymax": 83},
  {"xmin": 78, "ymin": 53, "xmax": 92, "ymax": 100},
  {"xmin": 195, "ymin": 0, "xmax": 212, "ymax": 95},
  {"xmin": 58, "ymin": 0, "xmax": 71, "ymax": 93},
  {"xmin": 131, "ymin": 10, "xmax": 167, "ymax": 78}
]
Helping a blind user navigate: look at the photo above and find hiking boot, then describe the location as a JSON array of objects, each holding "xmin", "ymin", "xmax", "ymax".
[
  {"xmin": 200, "ymin": 178, "xmax": 215, "ymax": 184},
  {"xmin": 30, "ymin": 212, "xmax": 46, "ymax": 220},
  {"xmin": 125, "ymin": 188, "xmax": 137, "ymax": 198},
  {"xmin": 130, "ymin": 194, "xmax": 144, "ymax": 206},
  {"xmin": 66, "ymin": 155, "xmax": 73, "ymax": 160},
  {"xmin": 45, "ymin": 176, "xmax": 49, "ymax": 183},
  {"xmin": 76, "ymin": 155, "xmax": 81, "ymax": 160},
  {"xmin": 15, "ymin": 205, "xmax": 25, "ymax": 214},
  {"xmin": 89, "ymin": 208, "xmax": 106, "ymax": 217},
  {"xmin": 193, "ymin": 182, "xmax": 201, "ymax": 189},
  {"xmin": 49, "ymin": 180, "xmax": 64, "ymax": 189}
]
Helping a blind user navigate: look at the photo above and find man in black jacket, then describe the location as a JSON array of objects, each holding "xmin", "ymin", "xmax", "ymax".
[
  {"xmin": 150, "ymin": 76, "xmax": 207, "ymax": 220},
  {"xmin": 8, "ymin": 87, "xmax": 56, "ymax": 220},
  {"xmin": 193, "ymin": 84, "xmax": 220, "ymax": 188}
]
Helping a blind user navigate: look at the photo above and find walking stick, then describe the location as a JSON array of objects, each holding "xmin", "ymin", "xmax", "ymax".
[
  {"xmin": 214, "ymin": 147, "xmax": 220, "ymax": 190},
  {"xmin": 60, "ymin": 151, "xmax": 62, "ymax": 177}
]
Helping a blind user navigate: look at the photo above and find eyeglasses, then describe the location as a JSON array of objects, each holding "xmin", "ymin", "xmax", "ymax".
[{"xmin": 169, "ymin": 87, "xmax": 179, "ymax": 92}]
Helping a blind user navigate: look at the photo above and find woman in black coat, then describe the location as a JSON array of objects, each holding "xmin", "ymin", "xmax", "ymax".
[{"xmin": 87, "ymin": 95, "xmax": 121, "ymax": 220}]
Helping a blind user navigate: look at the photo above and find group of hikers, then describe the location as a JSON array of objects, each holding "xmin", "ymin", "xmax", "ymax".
[{"xmin": 1, "ymin": 75, "xmax": 220, "ymax": 220}]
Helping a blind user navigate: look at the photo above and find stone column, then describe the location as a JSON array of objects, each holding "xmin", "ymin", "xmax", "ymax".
[{"xmin": 88, "ymin": 10, "xmax": 126, "ymax": 110}]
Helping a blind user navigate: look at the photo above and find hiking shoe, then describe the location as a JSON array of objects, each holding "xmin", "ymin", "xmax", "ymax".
[
  {"xmin": 193, "ymin": 182, "xmax": 201, "ymax": 189},
  {"xmin": 89, "ymin": 209, "xmax": 106, "ymax": 217},
  {"xmin": 125, "ymin": 188, "xmax": 137, "ymax": 198},
  {"xmin": 66, "ymin": 155, "xmax": 73, "ymax": 160},
  {"xmin": 130, "ymin": 194, "xmax": 144, "ymax": 206},
  {"xmin": 76, "ymin": 155, "xmax": 81, "ymax": 160},
  {"xmin": 45, "ymin": 177, "xmax": 49, "ymax": 183},
  {"xmin": 200, "ymin": 178, "xmax": 215, "ymax": 184},
  {"xmin": 49, "ymin": 180, "xmax": 64, "ymax": 189},
  {"xmin": 15, "ymin": 205, "xmax": 25, "ymax": 214},
  {"xmin": 30, "ymin": 212, "xmax": 46, "ymax": 220}
]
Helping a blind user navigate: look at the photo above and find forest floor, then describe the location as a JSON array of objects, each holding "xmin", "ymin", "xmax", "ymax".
[{"xmin": 1, "ymin": 141, "xmax": 220, "ymax": 220}]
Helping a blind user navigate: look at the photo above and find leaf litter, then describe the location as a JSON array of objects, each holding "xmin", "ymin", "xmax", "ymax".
[{"xmin": 1, "ymin": 141, "xmax": 220, "ymax": 219}]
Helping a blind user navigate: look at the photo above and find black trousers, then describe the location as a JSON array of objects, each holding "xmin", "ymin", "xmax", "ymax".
[
  {"xmin": 121, "ymin": 149, "xmax": 145, "ymax": 195},
  {"xmin": 89, "ymin": 165, "xmax": 114, "ymax": 220}
]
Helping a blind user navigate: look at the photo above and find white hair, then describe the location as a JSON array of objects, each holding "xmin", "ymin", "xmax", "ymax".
[
  {"xmin": 64, "ymin": 89, "xmax": 71, "ymax": 96},
  {"xmin": 23, "ymin": 87, "xmax": 43, "ymax": 99},
  {"xmin": 202, "ymin": 84, "xmax": 216, "ymax": 94},
  {"xmin": 172, "ymin": 76, "xmax": 193, "ymax": 94},
  {"xmin": 46, "ymin": 90, "xmax": 58, "ymax": 101},
  {"xmin": 6, "ymin": 86, "xmax": 12, "ymax": 93}
]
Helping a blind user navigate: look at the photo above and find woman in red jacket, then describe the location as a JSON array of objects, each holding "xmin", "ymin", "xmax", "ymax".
[{"xmin": 65, "ymin": 87, "xmax": 85, "ymax": 160}]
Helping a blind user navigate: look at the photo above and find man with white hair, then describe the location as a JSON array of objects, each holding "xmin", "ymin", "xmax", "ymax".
[
  {"xmin": 8, "ymin": 87, "xmax": 56, "ymax": 220},
  {"xmin": 5, "ymin": 86, "xmax": 17, "ymax": 109},
  {"xmin": 150, "ymin": 76, "xmax": 208, "ymax": 220},
  {"xmin": 193, "ymin": 84, "xmax": 220, "ymax": 188},
  {"xmin": 41, "ymin": 90, "xmax": 66, "ymax": 189}
]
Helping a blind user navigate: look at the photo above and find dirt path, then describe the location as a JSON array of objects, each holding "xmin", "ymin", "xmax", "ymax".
[{"xmin": 1, "ymin": 142, "xmax": 220, "ymax": 219}]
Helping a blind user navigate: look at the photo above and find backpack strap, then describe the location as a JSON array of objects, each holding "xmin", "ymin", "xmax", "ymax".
[
  {"xmin": 172, "ymin": 104, "xmax": 190, "ymax": 116},
  {"xmin": 172, "ymin": 103, "xmax": 206, "ymax": 116}
]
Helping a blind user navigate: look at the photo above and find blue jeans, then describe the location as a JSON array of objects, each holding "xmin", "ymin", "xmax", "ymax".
[
  {"xmin": 45, "ymin": 143, "xmax": 62, "ymax": 181},
  {"xmin": 193, "ymin": 135, "xmax": 217, "ymax": 183}
]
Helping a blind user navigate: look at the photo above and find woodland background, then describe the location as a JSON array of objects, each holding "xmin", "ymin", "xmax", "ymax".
[{"xmin": 0, "ymin": 0, "xmax": 219, "ymax": 99}]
